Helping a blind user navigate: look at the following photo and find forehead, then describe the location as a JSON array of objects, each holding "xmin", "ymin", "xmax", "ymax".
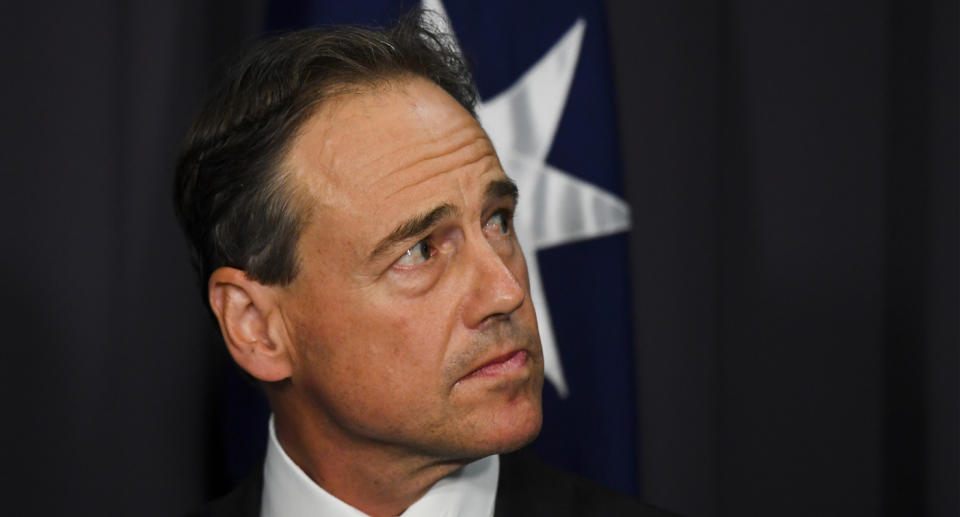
[{"xmin": 282, "ymin": 77, "xmax": 502, "ymax": 257}]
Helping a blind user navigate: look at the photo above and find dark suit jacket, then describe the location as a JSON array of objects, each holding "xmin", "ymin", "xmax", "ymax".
[{"xmin": 188, "ymin": 450, "xmax": 678, "ymax": 516}]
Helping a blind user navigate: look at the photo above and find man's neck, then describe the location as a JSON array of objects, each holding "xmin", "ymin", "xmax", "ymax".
[{"xmin": 273, "ymin": 412, "xmax": 472, "ymax": 517}]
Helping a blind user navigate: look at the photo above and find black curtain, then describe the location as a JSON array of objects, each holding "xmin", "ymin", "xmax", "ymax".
[
  {"xmin": 608, "ymin": 1, "xmax": 957, "ymax": 516},
  {"xmin": 2, "ymin": 1, "xmax": 955, "ymax": 516},
  {"xmin": 1, "ymin": 2, "xmax": 264, "ymax": 515}
]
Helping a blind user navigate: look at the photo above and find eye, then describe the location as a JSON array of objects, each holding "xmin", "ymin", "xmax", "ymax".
[
  {"xmin": 394, "ymin": 240, "xmax": 435, "ymax": 267},
  {"xmin": 484, "ymin": 210, "xmax": 512, "ymax": 237}
]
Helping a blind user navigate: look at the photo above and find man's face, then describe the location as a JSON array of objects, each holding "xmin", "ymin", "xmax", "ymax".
[{"xmin": 275, "ymin": 76, "xmax": 543, "ymax": 461}]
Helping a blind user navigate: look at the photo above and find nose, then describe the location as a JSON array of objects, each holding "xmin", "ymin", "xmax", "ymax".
[{"xmin": 461, "ymin": 237, "xmax": 527, "ymax": 329}]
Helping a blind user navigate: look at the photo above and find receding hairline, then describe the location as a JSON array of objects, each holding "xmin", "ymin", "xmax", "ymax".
[
  {"xmin": 279, "ymin": 73, "xmax": 478, "ymax": 200},
  {"xmin": 174, "ymin": 10, "xmax": 481, "ymax": 303},
  {"xmin": 266, "ymin": 73, "xmax": 479, "ymax": 276}
]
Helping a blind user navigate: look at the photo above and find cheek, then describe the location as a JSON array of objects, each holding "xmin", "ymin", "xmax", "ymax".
[
  {"xmin": 318, "ymin": 300, "xmax": 454, "ymax": 390},
  {"xmin": 287, "ymin": 267, "xmax": 467, "ymax": 406},
  {"xmin": 378, "ymin": 303, "xmax": 454, "ymax": 372}
]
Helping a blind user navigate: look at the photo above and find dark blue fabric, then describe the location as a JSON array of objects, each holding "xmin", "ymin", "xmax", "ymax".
[{"xmin": 252, "ymin": 0, "xmax": 637, "ymax": 495}]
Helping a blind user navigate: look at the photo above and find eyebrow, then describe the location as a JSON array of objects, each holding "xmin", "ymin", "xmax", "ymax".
[
  {"xmin": 485, "ymin": 178, "xmax": 519, "ymax": 204},
  {"xmin": 370, "ymin": 203, "xmax": 456, "ymax": 260},
  {"xmin": 368, "ymin": 178, "xmax": 519, "ymax": 262}
]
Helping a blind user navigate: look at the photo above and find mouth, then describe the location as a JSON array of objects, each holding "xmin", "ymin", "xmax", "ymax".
[{"xmin": 459, "ymin": 350, "xmax": 530, "ymax": 382}]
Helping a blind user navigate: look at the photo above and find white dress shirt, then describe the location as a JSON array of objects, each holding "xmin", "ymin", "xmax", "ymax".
[{"xmin": 260, "ymin": 417, "xmax": 500, "ymax": 517}]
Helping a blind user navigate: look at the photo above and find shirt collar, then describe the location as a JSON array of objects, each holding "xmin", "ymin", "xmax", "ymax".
[{"xmin": 260, "ymin": 416, "xmax": 499, "ymax": 517}]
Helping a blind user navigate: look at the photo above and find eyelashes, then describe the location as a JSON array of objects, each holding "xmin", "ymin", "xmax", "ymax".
[
  {"xmin": 390, "ymin": 209, "xmax": 515, "ymax": 271},
  {"xmin": 395, "ymin": 240, "xmax": 436, "ymax": 267}
]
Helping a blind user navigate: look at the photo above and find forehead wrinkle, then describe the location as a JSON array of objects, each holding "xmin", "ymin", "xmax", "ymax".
[
  {"xmin": 291, "ymin": 81, "xmax": 488, "ymax": 196},
  {"xmin": 383, "ymin": 138, "xmax": 498, "ymax": 201},
  {"xmin": 360, "ymin": 121, "xmax": 482, "ymax": 180},
  {"xmin": 386, "ymin": 152, "xmax": 497, "ymax": 203},
  {"xmin": 367, "ymin": 119, "xmax": 483, "ymax": 176}
]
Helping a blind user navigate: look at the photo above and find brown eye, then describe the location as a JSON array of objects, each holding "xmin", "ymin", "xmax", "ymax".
[{"xmin": 395, "ymin": 240, "xmax": 433, "ymax": 267}]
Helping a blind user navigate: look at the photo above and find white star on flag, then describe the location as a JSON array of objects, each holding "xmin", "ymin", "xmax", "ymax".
[{"xmin": 422, "ymin": 0, "xmax": 632, "ymax": 397}]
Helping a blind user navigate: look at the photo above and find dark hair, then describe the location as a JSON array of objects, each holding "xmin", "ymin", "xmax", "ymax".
[{"xmin": 174, "ymin": 9, "xmax": 477, "ymax": 300}]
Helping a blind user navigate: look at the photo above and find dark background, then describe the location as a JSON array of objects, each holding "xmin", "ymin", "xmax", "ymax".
[{"xmin": 1, "ymin": 1, "xmax": 955, "ymax": 516}]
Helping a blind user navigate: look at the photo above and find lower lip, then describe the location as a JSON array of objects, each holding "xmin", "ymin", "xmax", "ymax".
[{"xmin": 463, "ymin": 350, "xmax": 529, "ymax": 380}]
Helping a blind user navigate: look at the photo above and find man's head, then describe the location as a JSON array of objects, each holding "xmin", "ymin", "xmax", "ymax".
[
  {"xmin": 175, "ymin": 12, "xmax": 478, "ymax": 295},
  {"xmin": 174, "ymin": 12, "xmax": 543, "ymax": 466}
]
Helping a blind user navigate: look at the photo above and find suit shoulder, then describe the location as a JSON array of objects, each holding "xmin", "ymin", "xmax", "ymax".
[
  {"xmin": 184, "ymin": 467, "xmax": 263, "ymax": 517},
  {"xmin": 495, "ymin": 450, "xmax": 679, "ymax": 517}
]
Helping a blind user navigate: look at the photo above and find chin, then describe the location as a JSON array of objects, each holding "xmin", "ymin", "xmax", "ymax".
[
  {"xmin": 495, "ymin": 409, "xmax": 543, "ymax": 454},
  {"xmin": 468, "ymin": 393, "xmax": 544, "ymax": 457},
  {"xmin": 493, "ymin": 369, "xmax": 544, "ymax": 452}
]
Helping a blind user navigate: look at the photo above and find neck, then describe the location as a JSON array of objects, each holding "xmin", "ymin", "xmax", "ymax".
[{"xmin": 272, "ymin": 410, "xmax": 471, "ymax": 517}]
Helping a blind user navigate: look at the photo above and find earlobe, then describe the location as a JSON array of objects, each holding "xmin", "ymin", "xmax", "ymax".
[{"xmin": 208, "ymin": 267, "xmax": 293, "ymax": 382}]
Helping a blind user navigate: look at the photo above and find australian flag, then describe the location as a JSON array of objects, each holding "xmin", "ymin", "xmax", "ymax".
[{"xmin": 225, "ymin": 0, "xmax": 637, "ymax": 496}]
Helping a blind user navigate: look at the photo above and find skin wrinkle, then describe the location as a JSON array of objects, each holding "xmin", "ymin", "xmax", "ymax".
[
  {"xmin": 370, "ymin": 203, "xmax": 458, "ymax": 261},
  {"xmin": 287, "ymin": 94, "xmax": 492, "ymax": 272},
  {"xmin": 291, "ymin": 80, "xmax": 484, "ymax": 196},
  {"xmin": 361, "ymin": 124, "xmax": 486, "ymax": 188},
  {"xmin": 370, "ymin": 178, "xmax": 518, "ymax": 265},
  {"xmin": 267, "ymin": 79, "xmax": 475, "ymax": 251},
  {"xmin": 381, "ymin": 135, "xmax": 495, "ymax": 199},
  {"xmin": 444, "ymin": 318, "xmax": 539, "ymax": 387}
]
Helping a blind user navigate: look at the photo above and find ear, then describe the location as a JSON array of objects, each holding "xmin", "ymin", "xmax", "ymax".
[{"xmin": 208, "ymin": 267, "xmax": 293, "ymax": 382}]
